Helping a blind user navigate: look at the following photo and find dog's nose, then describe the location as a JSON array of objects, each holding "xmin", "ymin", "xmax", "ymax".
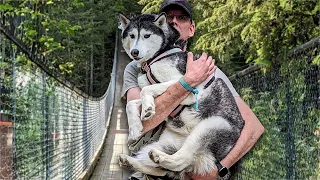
[{"xmin": 131, "ymin": 49, "xmax": 139, "ymax": 57}]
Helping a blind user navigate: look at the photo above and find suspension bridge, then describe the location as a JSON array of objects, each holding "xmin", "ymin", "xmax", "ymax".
[{"xmin": 1, "ymin": 17, "xmax": 320, "ymax": 180}]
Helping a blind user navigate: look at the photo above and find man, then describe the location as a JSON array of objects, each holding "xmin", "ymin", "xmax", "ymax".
[{"xmin": 121, "ymin": 0, "xmax": 264, "ymax": 179}]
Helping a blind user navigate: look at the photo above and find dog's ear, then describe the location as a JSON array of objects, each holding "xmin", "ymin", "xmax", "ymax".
[
  {"xmin": 119, "ymin": 13, "xmax": 130, "ymax": 31},
  {"xmin": 154, "ymin": 12, "xmax": 168, "ymax": 30}
]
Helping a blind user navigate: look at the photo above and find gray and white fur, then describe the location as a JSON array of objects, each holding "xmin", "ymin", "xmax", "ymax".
[{"xmin": 118, "ymin": 13, "xmax": 244, "ymax": 180}]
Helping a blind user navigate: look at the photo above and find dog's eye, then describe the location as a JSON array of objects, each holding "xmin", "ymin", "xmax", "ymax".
[
  {"xmin": 130, "ymin": 34, "xmax": 135, "ymax": 39},
  {"xmin": 144, "ymin": 34, "xmax": 151, "ymax": 38}
]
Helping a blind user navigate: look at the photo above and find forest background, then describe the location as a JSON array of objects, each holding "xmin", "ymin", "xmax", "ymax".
[{"xmin": 1, "ymin": 0, "xmax": 318, "ymax": 96}]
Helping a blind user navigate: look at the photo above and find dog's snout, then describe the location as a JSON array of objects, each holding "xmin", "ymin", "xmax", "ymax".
[{"xmin": 131, "ymin": 49, "xmax": 139, "ymax": 57}]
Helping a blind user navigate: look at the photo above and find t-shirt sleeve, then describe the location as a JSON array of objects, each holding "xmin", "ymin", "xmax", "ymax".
[
  {"xmin": 121, "ymin": 61, "xmax": 140, "ymax": 101},
  {"xmin": 214, "ymin": 67, "xmax": 239, "ymax": 97}
]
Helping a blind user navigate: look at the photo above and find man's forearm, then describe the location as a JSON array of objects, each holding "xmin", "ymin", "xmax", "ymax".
[
  {"xmin": 141, "ymin": 82, "xmax": 190, "ymax": 134},
  {"xmin": 140, "ymin": 52, "xmax": 214, "ymax": 134}
]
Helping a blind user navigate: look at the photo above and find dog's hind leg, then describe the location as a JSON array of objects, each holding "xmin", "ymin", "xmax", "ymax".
[
  {"xmin": 149, "ymin": 117, "xmax": 232, "ymax": 173},
  {"xmin": 119, "ymin": 154, "xmax": 167, "ymax": 176},
  {"xmin": 140, "ymin": 80, "xmax": 176, "ymax": 120}
]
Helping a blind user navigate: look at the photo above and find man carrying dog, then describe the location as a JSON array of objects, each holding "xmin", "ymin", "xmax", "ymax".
[{"xmin": 121, "ymin": 0, "xmax": 264, "ymax": 179}]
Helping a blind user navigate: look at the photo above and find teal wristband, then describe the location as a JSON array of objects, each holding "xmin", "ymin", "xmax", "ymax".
[
  {"xmin": 179, "ymin": 77, "xmax": 199, "ymax": 109},
  {"xmin": 179, "ymin": 77, "xmax": 198, "ymax": 93}
]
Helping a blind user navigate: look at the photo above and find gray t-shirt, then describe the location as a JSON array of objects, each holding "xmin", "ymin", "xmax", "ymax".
[{"xmin": 121, "ymin": 60, "xmax": 239, "ymax": 101}]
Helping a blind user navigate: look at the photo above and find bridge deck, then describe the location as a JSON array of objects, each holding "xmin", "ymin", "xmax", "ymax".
[{"xmin": 89, "ymin": 32, "xmax": 133, "ymax": 180}]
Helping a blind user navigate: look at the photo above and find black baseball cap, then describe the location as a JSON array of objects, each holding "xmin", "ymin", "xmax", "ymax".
[{"xmin": 160, "ymin": 0, "xmax": 192, "ymax": 19}]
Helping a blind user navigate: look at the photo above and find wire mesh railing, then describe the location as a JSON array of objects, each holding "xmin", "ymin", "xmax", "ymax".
[
  {"xmin": 0, "ymin": 17, "xmax": 117, "ymax": 180},
  {"xmin": 231, "ymin": 37, "xmax": 320, "ymax": 179}
]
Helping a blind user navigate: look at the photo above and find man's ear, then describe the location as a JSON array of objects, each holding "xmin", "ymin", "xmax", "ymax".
[
  {"xmin": 119, "ymin": 13, "xmax": 130, "ymax": 31},
  {"xmin": 154, "ymin": 12, "xmax": 168, "ymax": 30},
  {"xmin": 188, "ymin": 23, "xmax": 195, "ymax": 38}
]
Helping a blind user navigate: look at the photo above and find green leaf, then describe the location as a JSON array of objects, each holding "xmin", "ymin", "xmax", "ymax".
[
  {"xmin": 0, "ymin": 3, "xmax": 13, "ymax": 11},
  {"xmin": 26, "ymin": 30, "xmax": 37, "ymax": 37},
  {"xmin": 46, "ymin": 1, "xmax": 54, "ymax": 5},
  {"xmin": 39, "ymin": 36, "xmax": 47, "ymax": 42},
  {"xmin": 312, "ymin": 54, "xmax": 320, "ymax": 65}
]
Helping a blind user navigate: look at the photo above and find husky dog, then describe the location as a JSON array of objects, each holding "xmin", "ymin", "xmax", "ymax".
[{"xmin": 118, "ymin": 13, "xmax": 244, "ymax": 179}]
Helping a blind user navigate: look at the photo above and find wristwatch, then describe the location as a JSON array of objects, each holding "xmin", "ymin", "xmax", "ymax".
[{"xmin": 216, "ymin": 161, "xmax": 228, "ymax": 177}]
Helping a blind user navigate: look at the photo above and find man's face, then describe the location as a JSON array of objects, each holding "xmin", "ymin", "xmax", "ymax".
[{"xmin": 165, "ymin": 8, "xmax": 195, "ymax": 41}]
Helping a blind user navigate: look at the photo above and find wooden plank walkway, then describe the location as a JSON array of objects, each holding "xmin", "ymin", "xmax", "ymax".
[{"xmin": 89, "ymin": 31, "xmax": 133, "ymax": 180}]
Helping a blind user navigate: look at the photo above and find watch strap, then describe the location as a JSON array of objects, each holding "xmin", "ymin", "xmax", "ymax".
[
  {"xmin": 216, "ymin": 161, "xmax": 228, "ymax": 177},
  {"xmin": 216, "ymin": 161, "xmax": 223, "ymax": 170}
]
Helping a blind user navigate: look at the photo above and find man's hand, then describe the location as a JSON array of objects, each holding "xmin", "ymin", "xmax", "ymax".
[
  {"xmin": 184, "ymin": 52, "xmax": 216, "ymax": 87},
  {"xmin": 188, "ymin": 168, "xmax": 219, "ymax": 180}
]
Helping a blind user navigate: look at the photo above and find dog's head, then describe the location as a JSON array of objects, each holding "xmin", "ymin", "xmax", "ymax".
[{"xmin": 119, "ymin": 13, "xmax": 180, "ymax": 64}]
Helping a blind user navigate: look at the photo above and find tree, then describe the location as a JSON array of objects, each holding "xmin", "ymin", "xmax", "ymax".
[
  {"xmin": 1, "ymin": 0, "xmax": 143, "ymax": 96},
  {"xmin": 138, "ymin": 0, "xmax": 320, "ymax": 74}
]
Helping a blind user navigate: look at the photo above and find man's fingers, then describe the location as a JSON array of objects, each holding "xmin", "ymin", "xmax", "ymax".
[
  {"xmin": 209, "ymin": 65, "xmax": 217, "ymax": 75},
  {"xmin": 187, "ymin": 52, "xmax": 194, "ymax": 62},
  {"xmin": 206, "ymin": 56, "xmax": 215, "ymax": 64},
  {"xmin": 206, "ymin": 56, "xmax": 213, "ymax": 66},
  {"xmin": 209, "ymin": 59, "xmax": 215, "ymax": 69},
  {"xmin": 200, "ymin": 52, "xmax": 208, "ymax": 61}
]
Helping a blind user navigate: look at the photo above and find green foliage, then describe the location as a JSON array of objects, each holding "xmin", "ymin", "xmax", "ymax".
[
  {"xmin": 239, "ymin": 89, "xmax": 286, "ymax": 178},
  {"xmin": 138, "ymin": 0, "xmax": 319, "ymax": 75},
  {"xmin": 0, "ymin": 3, "xmax": 14, "ymax": 12},
  {"xmin": 138, "ymin": 0, "xmax": 163, "ymax": 13},
  {"xmin": 233, "ymin": 46, "xmax": 320, "ymax": 179},
  {"xmin": 2, "ymin": 0, "xmax": 142, "ymax": 96},
  {"xmin": 313, "ymin": 54, "xmax": 320, "ymax": 65},
  {"xmin": 192, "ymin": 0, "xmax": 320, "ymax": 67}
]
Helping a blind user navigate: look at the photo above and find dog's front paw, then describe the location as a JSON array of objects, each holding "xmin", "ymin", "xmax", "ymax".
[
  {"xmin": 149, "ymin": 149, "xmax": 165, "ymax": 164},
  {"xmin": 140, "ymin": 89, "xmax": 156, "ymax": 120},
  {"xmin": 118, "ymin": 154, "xmax": 133, "ymax": 170},
  {"xmin": 141, "ymin": 104, "xmax": 155, "ymax": 120}
]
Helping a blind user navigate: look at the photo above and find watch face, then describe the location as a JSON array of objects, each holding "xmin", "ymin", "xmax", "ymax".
[{"xmin": 219, "ymin": 167, "xmax": 228, "ymax": 177}]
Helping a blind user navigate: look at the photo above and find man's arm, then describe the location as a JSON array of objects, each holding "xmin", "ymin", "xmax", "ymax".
[
  {"xmin": 126, "ymin": 52, "xmax": 215, "ymax": 134},
  {"xmin": 126, "ymin": 83, "xmax": 190, "ymax": 133},
  {"xmin": 190, "ymin": 97, "xmax": 264, "ymax": 180}
]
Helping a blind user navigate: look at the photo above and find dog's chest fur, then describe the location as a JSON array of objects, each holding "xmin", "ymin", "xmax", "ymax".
[{"xmin": 138, "ymin": 52, "xmax": 187, "ymax": 88}]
